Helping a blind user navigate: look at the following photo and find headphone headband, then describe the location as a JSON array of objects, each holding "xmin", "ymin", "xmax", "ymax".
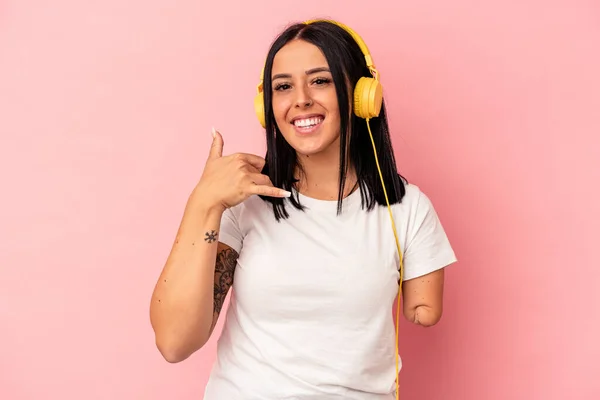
[
  {"xmin": 303, "ymin": 19, "xmax": 376, "ymax": 73},
  {"xmin": 257, "ymin": 19, "xmax": 379, "ymax": 88}
]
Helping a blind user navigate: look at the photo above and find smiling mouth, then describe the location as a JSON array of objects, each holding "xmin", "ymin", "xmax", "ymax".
[
  {"xmin": 291, "ymin": 116, "xmax": 324, "ymax": 134},
  {"xmin": 293, "ymin": 116, "xmax": 324, "ymax": 127}
]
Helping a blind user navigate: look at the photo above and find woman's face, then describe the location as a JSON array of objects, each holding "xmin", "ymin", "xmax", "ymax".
[{"xmin": 271, "ymin": 39, "xmax": 342, "ymax": 158}]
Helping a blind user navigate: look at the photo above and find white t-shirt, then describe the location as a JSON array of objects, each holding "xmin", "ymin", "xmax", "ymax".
[{"xmin": 203, "ymin": 183, "xmax": 457, "ymax": 400}]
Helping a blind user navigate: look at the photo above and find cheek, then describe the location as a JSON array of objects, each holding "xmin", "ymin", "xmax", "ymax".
[
  {"xmin": 320, "ymin": 92, "xmax": 341, "ymax": 118},
  {"xmin": 271, "ymin": 96, "xmax": 289, "ymax": 122},
  {"xmin": 325, "ymin": 100, "xmax": 341, "ymax": 125}
]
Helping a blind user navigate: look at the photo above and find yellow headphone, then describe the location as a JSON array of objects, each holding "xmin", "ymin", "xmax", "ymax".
[{"xmin": 254, "ymin": 19, "xmax": 404, "ymax": 400}]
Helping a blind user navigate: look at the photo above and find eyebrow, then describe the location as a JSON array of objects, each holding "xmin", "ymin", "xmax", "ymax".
[{"xmin": 271, "ymin": 67, "xmax": 331, "ymax": 81}]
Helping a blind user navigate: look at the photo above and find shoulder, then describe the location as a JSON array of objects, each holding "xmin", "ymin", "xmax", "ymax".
[
  {"xmin": 223, "ymin": 194, "xmax": 274, "ymax": 223},
  {"xmin": 391, "ymin": 183, "xmax": 450, "ymax": 243},
  {"xmin": 400, "ymin": 182, "xmax": 423, "ymax": 203},
  {"xmin": 219, "ymin": 196, "xmax": 273, "ymax": 253},
  {"xmin": 392, "ymin": 183, "xmax": 433, "ymax": 216}
]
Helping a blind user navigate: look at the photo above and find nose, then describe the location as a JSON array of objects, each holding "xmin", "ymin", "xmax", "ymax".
[{"xmin": 294, "ymin": 86, "xmax": 313, "ymax": 108}]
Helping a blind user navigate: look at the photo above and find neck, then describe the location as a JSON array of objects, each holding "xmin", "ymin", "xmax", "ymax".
[{"xmin": 294, "ymin": 143, "xmax": 356, "ymax": 201}]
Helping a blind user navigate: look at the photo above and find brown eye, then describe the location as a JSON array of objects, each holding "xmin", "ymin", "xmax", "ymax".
[
  {"xmin": 313, "ymin": 78, "xmax": 331, "ymax": 85},
  {"xmin": 274, "ymin": 83, "xmax": 291, "ymax": 91}
]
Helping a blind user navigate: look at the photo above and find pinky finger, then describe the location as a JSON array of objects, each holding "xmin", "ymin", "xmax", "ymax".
[{"xmin": 252, "ymin": 185, "xmax": 291, "ymax": 198}]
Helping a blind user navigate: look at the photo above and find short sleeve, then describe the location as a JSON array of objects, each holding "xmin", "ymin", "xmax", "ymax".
[
  {"xmin": 218, "ymin": 206, "xmax": 243, "ymax": 254},
  {"xmin": 402, "ymin": 190, "xmax": 457, "ymax": 281}
]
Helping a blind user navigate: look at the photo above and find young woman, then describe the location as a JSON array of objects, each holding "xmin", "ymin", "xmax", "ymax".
[{"xmin": 150, "ymin": 19, "xmax": 457, "ymax": 399}]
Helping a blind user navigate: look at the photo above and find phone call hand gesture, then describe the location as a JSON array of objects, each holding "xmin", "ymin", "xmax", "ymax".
[{"xmin": 193, "ymin": 128, "xmax": 291, "ymax": 212}]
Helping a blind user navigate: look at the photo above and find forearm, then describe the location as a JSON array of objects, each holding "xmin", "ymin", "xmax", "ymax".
[{"xmin": 150, "ymin": 196, "xmax": 224, "ymax": 362}]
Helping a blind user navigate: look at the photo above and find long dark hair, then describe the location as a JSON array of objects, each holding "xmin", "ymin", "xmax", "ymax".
[{"xmin": 259, "ymin": 20, "xmax": 406, "ymax": 220}]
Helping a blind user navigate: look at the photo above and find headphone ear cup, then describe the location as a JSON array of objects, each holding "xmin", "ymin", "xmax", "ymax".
[
  {"xmin": 254, "ymin": 91, "xmax": 266, "ymax": 128},
  {"xmin": 353, "ymin": 77, "xmax": 383, "ymax": 119}
]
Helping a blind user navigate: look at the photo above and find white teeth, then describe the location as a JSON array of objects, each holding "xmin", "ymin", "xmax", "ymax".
[{"xmin": 294, "ymin": 117, "xmax": 323, "ymax": 127}]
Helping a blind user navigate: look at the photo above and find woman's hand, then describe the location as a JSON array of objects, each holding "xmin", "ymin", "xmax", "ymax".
[{"xmin": 192, "ymin": 128, "xmax": 290, "ymax": 212}]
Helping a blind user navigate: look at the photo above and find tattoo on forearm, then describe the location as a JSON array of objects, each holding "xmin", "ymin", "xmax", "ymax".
[
  {"xmin": 204, "ymin": 230, "xmax": 218, "ymax": 243},
  {"xmin": 211, "ymin": 247, "xmax": 238, "ymax": 329}
]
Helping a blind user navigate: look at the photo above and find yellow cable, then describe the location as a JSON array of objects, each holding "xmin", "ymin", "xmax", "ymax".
[{"xmin": 365, "ymin": 119, "xmax": 404, "ymax": 400}]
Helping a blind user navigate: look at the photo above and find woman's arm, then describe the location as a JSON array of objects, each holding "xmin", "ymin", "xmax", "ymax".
[
  {"xmin": 402, "ymin": 268, "xmax": 445, "ymax": 327},
  {"xmin": 149, "ymin": 129, "xmax": 287, "ymax": 363},
  {"xmin": 149, "ymin": 196, "xmax": 237, "ymax": 363}
]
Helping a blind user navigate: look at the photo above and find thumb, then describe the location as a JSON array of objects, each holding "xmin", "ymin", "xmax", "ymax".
[{"xmin": 208, "ymin": 127, "xmax": 224, "ymax": 159}]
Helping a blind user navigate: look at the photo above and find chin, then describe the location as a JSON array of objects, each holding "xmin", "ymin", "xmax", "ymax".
[
  {"xmin": 284, "ymin": 135, "xmax": 333, "ymax": 157},
  {"xmin": 295, "ymin": 147, "xmax": 326, "ymax": 157}
]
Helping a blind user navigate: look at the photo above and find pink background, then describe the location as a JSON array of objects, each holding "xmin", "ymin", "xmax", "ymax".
[{"xmin": 1, "ymin": 1, "xmax": 599, "ymax": 399}]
